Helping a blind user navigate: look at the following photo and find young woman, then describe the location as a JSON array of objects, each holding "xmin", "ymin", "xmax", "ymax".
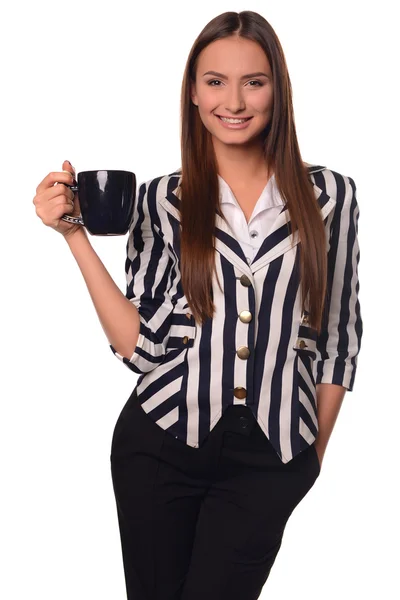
[{"xmin": 33, "ymin": 10, "xmax": 363, "ymax": 600}]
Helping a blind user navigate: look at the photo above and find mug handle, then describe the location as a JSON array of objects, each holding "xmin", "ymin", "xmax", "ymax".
[{"xmin": 60, "ymin": 184, "xmax": 84, "ymax": 225}]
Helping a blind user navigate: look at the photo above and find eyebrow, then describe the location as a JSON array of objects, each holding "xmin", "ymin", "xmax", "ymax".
[{"xmin": 202, "ymin": 70, "xmax": 270, "ymax": 79}]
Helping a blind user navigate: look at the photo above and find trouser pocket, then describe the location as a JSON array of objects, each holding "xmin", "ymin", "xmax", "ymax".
[{"xmin": 310, "ymin": 442, "xmax": 321, "ymax": 476}]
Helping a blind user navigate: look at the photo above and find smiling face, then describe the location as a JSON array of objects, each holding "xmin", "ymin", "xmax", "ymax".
[{"xmin": 190, "ymin": 36, "xmax": 274, "ymax": 150}]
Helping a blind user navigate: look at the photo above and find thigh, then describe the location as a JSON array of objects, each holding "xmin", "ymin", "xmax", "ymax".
[
  {"xmin": 180, "ymin": 433, "xmax": 319, "ymax": 600},
  {"xmin": 110, "ymin": 391, "xmax": 210, "ymax": 600},
  {"xmin": 111, "ymin": 454, "xmax": 206, "ymax": 600}
]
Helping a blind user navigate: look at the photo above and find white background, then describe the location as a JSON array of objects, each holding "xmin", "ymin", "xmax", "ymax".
[{"xmin": 1, "ymin": 0, "xmax": 399, "ymax": 598}]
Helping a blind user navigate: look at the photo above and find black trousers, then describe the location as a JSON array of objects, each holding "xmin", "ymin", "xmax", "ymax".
[{"xmin": 110, "ymin": 388, "xmax": 321, "ymax": 600}]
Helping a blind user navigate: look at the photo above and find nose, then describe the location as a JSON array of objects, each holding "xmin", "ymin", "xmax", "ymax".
[{"xmin": 223, "ymin": 85, "xmax": 246, "ymax": 113}]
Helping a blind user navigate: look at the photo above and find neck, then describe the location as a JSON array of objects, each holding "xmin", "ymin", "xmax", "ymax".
[{"xmin": 213, "ymin": 138, "xmax": 271, "ymax": 184}]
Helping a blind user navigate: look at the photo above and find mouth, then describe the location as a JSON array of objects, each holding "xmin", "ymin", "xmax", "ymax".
[{"xmin": 215, "ymin": 115, "xmax": 253, "ymax": 123}]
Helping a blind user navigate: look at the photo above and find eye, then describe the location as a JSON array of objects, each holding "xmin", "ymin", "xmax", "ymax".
[{"xmin": 207, "ymin": 79, "xmax": 263, "ymax": 87}]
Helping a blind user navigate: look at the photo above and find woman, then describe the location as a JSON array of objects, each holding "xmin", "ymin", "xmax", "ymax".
[{"xmin": 33, "ymin": 10, "xmax": 363, "ymax": 600}]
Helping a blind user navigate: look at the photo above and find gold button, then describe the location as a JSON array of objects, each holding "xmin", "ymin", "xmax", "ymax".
[
  {"xmin": 183, "ymin": 336, "xmax": 189, "ymax": 344},
  {"xmin": 185, "ymin": 313, "xmax": 192, "ymax": 319},
  {"xmin": 302, "ymin": 314, "xmax": 310, "ymax": 324},
  {"xmin": 236, "ymin": 346, "xmax": 250, "ymax": 359},
  {"xmin": 239, "ymin": 274, "xmax": 252, "ymax": 287},
  {"xmin": 239, "ymin": 310, "xmax": 252, "ymax": 323},
  {"xmin": 298, "ymin": 339, "xmax": 308, "ymax": 349},
  {"xmin": 234, "ymin": 386, "xmax": 247, "ymax": 399}
]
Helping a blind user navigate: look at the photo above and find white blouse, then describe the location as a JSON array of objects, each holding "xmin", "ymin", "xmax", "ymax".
[{"xmin": 217, "ymin": 173, "xmax": 284, "ymax": 264}]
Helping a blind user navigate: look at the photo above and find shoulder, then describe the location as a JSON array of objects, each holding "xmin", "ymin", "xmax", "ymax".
[
  {"xmin": 138, "ymin": 167, "xmax": 182, "ymax": 207},
  {"xmin": 307, "ymin": 164, "xmax": 357, "ymax": 212},
  {"xmin": 131, "ymin": 169, "xmax": 182, "ymax": 236},
  {"xmin": 140, "ymin": 168, "xmax": 182, "ymax": 195},
  {"xmin": 141, "ymin": 164, "xmax": 357, "ymax": 211}
]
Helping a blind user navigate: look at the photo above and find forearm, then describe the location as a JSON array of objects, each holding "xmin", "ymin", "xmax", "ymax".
[
  {"xmin": 64, "ymin": 229, "xmax": 140, "ymax": 359},
  {"xmin": 315, "ymin": 383, "xmax": 346, "ymax": 449}
]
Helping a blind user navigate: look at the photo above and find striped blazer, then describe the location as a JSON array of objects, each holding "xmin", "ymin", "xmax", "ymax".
[{"xmin": 110, "ymin": 164, "xmax": 363, "ymax": 464}]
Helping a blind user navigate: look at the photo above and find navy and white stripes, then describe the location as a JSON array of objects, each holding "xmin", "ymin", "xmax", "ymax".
[
  {"xmin": 110, "ymin": 165, "xmax": 363, "ymax": 463},
  {"xmin": 313, "ymin": 170, "xmax": 362, "ymax": 391}
]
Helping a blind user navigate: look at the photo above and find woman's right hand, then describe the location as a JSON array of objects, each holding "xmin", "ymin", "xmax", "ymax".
[{"xmin": 33, "ymin": 159, "xmax": 85, "ymax": 239}]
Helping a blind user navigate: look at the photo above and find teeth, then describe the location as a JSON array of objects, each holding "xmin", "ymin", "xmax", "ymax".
[{"xmin": 219, "ymin": 116, "xmax": 249, "ymax": 124}]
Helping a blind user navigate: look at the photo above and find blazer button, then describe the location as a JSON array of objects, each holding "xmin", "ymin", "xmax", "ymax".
[
  {"xmin": 236, "ymin": 346, "xmax": 250, "ymax": 359},
  {"xmin": 239, "ymin": 310, "xmax": 252, "ymax": 323},
  {"xmin": 234, "ymin": 386, "xmax": 247, "ymax": 399},
  {"xmin": 183, "ymin": 336, "xmax": 189, "ymax": 344},
  {"xmin": 301, "ymin": 314, "xmax": 310, "ymax": 324},
  {"xmin": 297, "ymin": 339, "xmax": 308, "ymax": 349},
  {"xmin": 240, "ymin": 274, "xmax": 252, "ymax": 287},
  {"xmin": 185, "ymin": 312, "xmax": 192, "ymax": 320}
]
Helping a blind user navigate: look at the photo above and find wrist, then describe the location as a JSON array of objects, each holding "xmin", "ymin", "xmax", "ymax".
[
  {"xmin": 63, "ymin": 227, "xmax": 89, "ymax": 249},
  {"xmin": 315, "ymin": 435, "xmax": 328, "ymax": 453}
]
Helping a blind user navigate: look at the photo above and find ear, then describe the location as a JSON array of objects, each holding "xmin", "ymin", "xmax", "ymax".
[{"xmin": 190, "ymin": 82, "xmax": 198, "ymax": 106}]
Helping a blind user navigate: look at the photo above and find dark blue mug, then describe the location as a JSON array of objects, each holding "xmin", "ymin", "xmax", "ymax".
[{"xmin": 60, "ymin": 169, "xmax": 136, "ymax": 236}]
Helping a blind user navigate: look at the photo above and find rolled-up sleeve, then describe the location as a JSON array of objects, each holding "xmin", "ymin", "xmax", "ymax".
[
  {"xmin": 316, "ymin": 176, "xmax": 363, "ymax": 390},
  {"xmin": 110, "ymin": 179, "xmax": 176, "ymax": 374}
]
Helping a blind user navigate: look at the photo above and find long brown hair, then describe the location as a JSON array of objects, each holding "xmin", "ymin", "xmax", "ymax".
[{"xmin": 177, "ymin": 10, "xmax": 328, "ymax": 333}]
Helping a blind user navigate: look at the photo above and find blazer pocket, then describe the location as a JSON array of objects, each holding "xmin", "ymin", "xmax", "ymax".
[
  {"xmin": 165, "ymin": 310, "xmax": 197, "ymax": 351},
  {"xmin": 293, "ymin": 313, "xmax": 317, "ymax": 360}
]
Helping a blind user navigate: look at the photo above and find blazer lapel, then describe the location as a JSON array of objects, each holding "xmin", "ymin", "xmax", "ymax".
[{"xmin": 158, "ymin": 166, "xmax": 336, "ymax": 275}]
